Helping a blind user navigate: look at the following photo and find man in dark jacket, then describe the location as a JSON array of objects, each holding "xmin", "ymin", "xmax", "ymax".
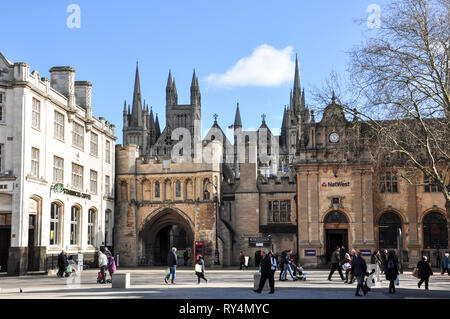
[
  {"xmin": 417, "ymin": 256, "xmax": 433, "ymax": 290},
  {"xmin": 352, "ymin": 251, "xmax": 368, "ymax": 296},
  {"xmin": 254, "ymin": 250, "xmax": 275, "ymax": 294},
  {"xmin": 164, "ymin": 247, "xmax": 178, "ymax": 284},
  {"xmin": 57, "ymin": 250, "xmax": 68, "ymax": 278},
  {"xmin": 328, "ymin": 246, "xmax": 345, "ymax": 281}
]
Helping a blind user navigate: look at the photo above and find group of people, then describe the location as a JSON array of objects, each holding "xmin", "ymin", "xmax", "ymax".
[
  {"xmin": 56, "ymin": 246, "xmax": 116, "ymax": 284},
  {"xmin": 164, "ymin": 247, "xmax": 208, "ymax": 285}
]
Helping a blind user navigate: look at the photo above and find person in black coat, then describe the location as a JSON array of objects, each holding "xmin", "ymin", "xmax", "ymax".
[
  {"xmin": 254, "ymin": 250, "xmax": 275, "ymax": 294},
  {"xmin": 195, "ymin": 255, "xmax": 208, "ymax": 284},
  {"xmin": 164, "ymin": 247, "xmax": 178, "ymax": 284},
  {"xmin": 385, "ymin": 250, "xmax": 399, "ymax": 293},
  {"xmin": 348, "ymin": 249, "xmax": 357, "ymax": 284},
  {"xmin": 352, "ymin": 251, "xmax": 368, "ymax": 296},
  {"xmin": 417, "ymin": 256, "xmax": 433, "ymax": 290},
  {"xmin": 57, "ymin": 250, "xmax": 68, "ymax": 278}
]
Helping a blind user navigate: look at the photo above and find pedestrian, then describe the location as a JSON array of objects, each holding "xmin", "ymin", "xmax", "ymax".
[
  {"xmin": 352, "ymin": 251, "xmax": 368, "ymax": 296},
  {"xmin": 281, "ymin": 250, "xmax": 297, "ymax": 281},
  {"xmin": 184, "ymin": 250, "xmax": 189, "ymax": 266},
  {"xmin": 441, "ymin": 253, "xmax": 450, "ymax": 276},
  {"xmin": 107, "ymin": 252, "xmax": 116, "ymax": 282},
  {"xmin": 195, "ymin": 255, "xmax": 208, "ymax": 284},
  {"xmin": 254, "ymin": 250, "xmax": 275, "ymax": 294},
  {"xmin": 97, "ymin": 250, "xmax": 108, "ymax": 283},
  {"xmin": 328, "ymin": 246, "xmax": 345, "ymax": 281},
  {"xmin": 269, "ymin": 250, "xmax": 277, "ymax": 284},
  {"xmin": 385, "ymin": 250, "xmax": 399, "ymax": 293},
  {"xmin": 342, "ymin": 253, "xmax": 352, "ymax": 283},
  {"xmin": 66, "ymin": 255, "xmax": 76, "ymax": 276},
  {"xmin": 103, "ymin": 246, "xmax": 111, "ymax": 256},
  {"xmin": 57, "ymin": 250, "xmax": 68, "ymax": 278},
  {"xmin": 374, "ymin": 250, "xmax": 382, "ymax": 282},
  {"xmin": 165, "ymin": 247, "xmax": 178, "ymax": 284},
  {"xmin": 239, "ymin": 251, "xmax": 248, "ymax": 270},
  {"xmin": 417, "ymin": 256, "xmax": 433, "ymax": 290},
  {"xmin": 380, "ymin": 249, "xmax": 388, "ymax": 274},
  {"xmin": 348, "ymin": 249, "xmax": 357, "ymax": 284}
]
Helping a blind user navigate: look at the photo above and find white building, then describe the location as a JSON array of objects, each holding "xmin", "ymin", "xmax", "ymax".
[{"xmin": 0, "ymin": 52, "xmax": 116, "ymax": 275}]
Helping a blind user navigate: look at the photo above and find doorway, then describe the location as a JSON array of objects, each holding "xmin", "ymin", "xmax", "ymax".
[
  {"xmin": 0, "ymin": 227, "xmax": 10, "ymax": 272},
  {"xmin": 326, "ymin": 229, "xmax": 348, "ymax": 261}
]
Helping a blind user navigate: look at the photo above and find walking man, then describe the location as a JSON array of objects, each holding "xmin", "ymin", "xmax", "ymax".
[
  {"xmin": 353, "ymin": 251, "xmax": 368, "ymax": 296},
  {"xmin": 254, "ymin": 250, "xmax": 275, "ymax": 294},
  {"xmin": 165, "ymin": 247, "xmax": 178, "ymax": 284},
  {"xmin": 417, "ymin": 256, "xmax": 433, "ymax": 290},
  {"xmin": 328, "ymin": 246, "xmax": 345, "ymax": 281}
]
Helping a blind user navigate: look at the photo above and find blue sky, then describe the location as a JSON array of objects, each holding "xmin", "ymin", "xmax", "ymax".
[{"xmin": 1, "ymin": 0, "xmax": 388, "ymax": 143}]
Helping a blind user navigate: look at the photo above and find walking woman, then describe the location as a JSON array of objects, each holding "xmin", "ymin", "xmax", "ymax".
[
  {"xmin": 342, "ymin": 253, "xmax": 352, "ymax": 283},
  {"xmin": 385, "ymin": 250, "xmax": 399, "ymax": 293},
  {"xmin": 417, "ymin": 256, "xmax": 433, "ymax": 290},
  {"xmin": 195, "ymin": 255, "xmax": 208, "ymax": 284}
]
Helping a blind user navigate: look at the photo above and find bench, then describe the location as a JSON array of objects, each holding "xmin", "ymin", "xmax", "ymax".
[{"xmin": 112, "ymin": 273, "xmax": 130, "ymax": 288}]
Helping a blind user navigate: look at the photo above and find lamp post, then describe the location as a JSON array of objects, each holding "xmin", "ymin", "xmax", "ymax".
[{"xmin": 205, "ymin": 180, "xmax": 220, "ymax": 265}]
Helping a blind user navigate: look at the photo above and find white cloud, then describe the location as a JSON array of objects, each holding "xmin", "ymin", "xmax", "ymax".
[{"xmin": 206, "ymin": 44, "xmax": 295, "ymax": 88}]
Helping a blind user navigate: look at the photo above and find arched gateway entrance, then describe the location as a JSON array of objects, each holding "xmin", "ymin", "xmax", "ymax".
[{"xmin": 140, "ymin": 208, "xmax": 194, "ymax": 266}]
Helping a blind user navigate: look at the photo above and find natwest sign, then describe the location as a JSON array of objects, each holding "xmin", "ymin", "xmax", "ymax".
[{"xmin": 321, "ymin": 181, "xmax": 351, "ymax": 187}]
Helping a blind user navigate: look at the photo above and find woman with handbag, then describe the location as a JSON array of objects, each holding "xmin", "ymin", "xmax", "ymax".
[
  {"xmin": 342, "ymin": 253, "xmax": 352, "ymax": 283},
  {"xmin": 195, "ymin": 255, "xmax": 208, "ymax": 284},
  {"xmin": 417, "ymin": 256, "xmax": 433, "ymax": 290}
]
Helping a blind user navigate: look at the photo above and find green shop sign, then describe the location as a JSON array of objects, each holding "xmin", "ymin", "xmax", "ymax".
[{"xmin": 53, "ymin": 184, "xmax": 91, "ymax": 200}]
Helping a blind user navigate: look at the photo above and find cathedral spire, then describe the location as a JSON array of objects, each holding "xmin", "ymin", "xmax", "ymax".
[
  {"xmin": 292, "ymin": 54, "xmax": 303, "ymax": 115},
  {"xmin": 155, "ymin": 113, "xmax": 161, "ymax": 139},
  {"xmin": 190, "ymin": 69, "xmax": 200, "ymax": 106},
  {"xmin": 234, "ymin": 102, "xmax": 242, "ymax": 129},
  {"xmin": 131, "ymin": 62, "xmax": 143, "ymax": 126}
]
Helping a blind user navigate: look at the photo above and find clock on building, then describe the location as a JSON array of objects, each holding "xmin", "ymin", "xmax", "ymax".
[{"xmin": 329, "ymin": 132, "xmax": 340, "ymax": 143}]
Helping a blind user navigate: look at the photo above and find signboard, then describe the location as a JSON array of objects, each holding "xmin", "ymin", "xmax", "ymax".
[
  {"xmin": 321, "ymin": 181, "xmax": 351, "ymax": 188},
  {"xmin": 360, "ymin": 250, "xmax": 371, "ymax": 256},
  {"xmin": 304, "ymin": 249, "xmax": 316, "ymax": 257},
  {"xmin": 53, "ymin": 184, "xmax": 91, "ymax": 200},
  {"xmin": 248, "ymin": 237, "xmax": 271, "ymax": 248}
]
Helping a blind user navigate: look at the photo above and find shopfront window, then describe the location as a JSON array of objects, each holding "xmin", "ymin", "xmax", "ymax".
[
  {"xmin": 379, "ymin": 212, "xmax": 402, "ymax": 249},
  {"xmin": 423, "ymin": 212, "xmax": 448, "ymax": 249}
]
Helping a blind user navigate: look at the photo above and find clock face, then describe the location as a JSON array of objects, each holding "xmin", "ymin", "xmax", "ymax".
[{"xmin": 329, "ymin": 132, "xmax": 340, "ymax": 143}]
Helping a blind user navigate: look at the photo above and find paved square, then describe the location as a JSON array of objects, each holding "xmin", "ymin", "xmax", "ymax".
[{"xmin": 0, "ymin": 267, "xmax": 449, "ymax": 299}]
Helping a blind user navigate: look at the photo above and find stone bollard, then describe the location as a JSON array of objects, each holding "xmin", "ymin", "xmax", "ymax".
[
  {"xmin": 112, "ymin": 273, "xmax": 130, "ymax": 288},
  {"xmin": 253, "ymin": 272, "xmax": 270, "ymax": 291}
]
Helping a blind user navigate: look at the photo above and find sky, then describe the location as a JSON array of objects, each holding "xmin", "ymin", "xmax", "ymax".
[{"xmin": 0, "ymin": 0, "xmax": 389, "ymax": 144}]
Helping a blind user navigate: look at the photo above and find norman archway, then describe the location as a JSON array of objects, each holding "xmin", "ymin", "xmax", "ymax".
[{"xmin": 139, "ymin": 207, "xmax": 195, "ymax": 266}]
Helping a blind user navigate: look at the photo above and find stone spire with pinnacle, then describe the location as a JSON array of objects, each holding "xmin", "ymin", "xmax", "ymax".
[
  {"xmin": 190, "ymin": 69, "xmax": 201, "ymax": 106},
  {"xmin": 131, "ymin": 62, "xmax": 143, "ymax": 126},
  {"xmin": 234, "ymin": 102, "xmax": 242, "ymax": 129}
]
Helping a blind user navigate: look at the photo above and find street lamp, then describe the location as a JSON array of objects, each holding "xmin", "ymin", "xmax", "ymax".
[{"xmin": 205, "ymin": 180, "xmax": 220, "ymax": 265}]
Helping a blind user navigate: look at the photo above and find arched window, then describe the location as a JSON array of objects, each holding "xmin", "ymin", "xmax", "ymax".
[
  {"xmin": 325, "ymin": 211, "xmax": 348, "ymax": 223},
  {"xmin": 176, "ymin": 181, "xmax": 181, "ymax": 198},
  {"xmin": 155, "ymin": 181, "xmax": 160, "ymax": 198},
  {"xmin": 70, "ymin": 206, "xmax": 80, "ymax": 245},
  {"xmin": 87, "ymin": 209, "xmax": 96, "ymax": 246},
  {"xmin": 379, "ymin": 212, "xmax": 402, "ymax": 249},
  {"xmin": 50, "ymin": 202, "xmax": 62, "ymax": 245},
  {"xmin": 423, "ymin": 212, "xmax": 448, "ymax": 249}
]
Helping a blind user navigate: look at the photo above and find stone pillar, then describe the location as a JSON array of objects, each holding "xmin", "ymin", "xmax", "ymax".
[
  {"xmin": 406, "ymin": 179, "xmax": 420, "ymax": 265},
  {"xmin": 352, "ymin": 169, "xmax": 364, "ymax": 246},
  {"xmin": 298, "ymin": 171, "xmax": 309, "ymax": 245},
  {"xmin": 308, "ymin": 169, "xmax": 320, "ymax": 246},
  {"xmin": 362, "ymin": 169, "xmax": 376, "ymax": 247},
  {"xmin": 7, "ymin": 247, "xmax": 28, "ymax": 276}
]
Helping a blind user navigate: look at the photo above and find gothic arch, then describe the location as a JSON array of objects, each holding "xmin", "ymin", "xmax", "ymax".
[{"xmin": 321, "ymin": 208, "xmax": 352, "ymax": 224}]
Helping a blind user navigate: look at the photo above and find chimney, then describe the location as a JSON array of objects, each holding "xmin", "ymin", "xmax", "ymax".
[{"xmin": 49, "ymin": 66, "xmax": 76, "ymax": 108}]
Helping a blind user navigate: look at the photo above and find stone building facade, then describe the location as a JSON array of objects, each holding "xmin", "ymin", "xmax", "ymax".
[
  {"xmin": 0, "ymin": 52, "xmax": 116, "ymax": 275},
  {"xmin": 115, "ymin": 58, "xmax": 448, "ymax": 268}
]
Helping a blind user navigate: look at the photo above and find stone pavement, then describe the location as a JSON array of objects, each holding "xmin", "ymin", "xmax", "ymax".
[{"xmin": 0, "ymin": 267, "xmax": 449, "ymax": 299}]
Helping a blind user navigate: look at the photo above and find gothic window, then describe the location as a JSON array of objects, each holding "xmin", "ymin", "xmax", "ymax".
[
  {"xmin": 379, "ymin": 172, "xmax": 398, "ymax": 193},
  {"xmin": 423, "ymin": 212, "xmax": 448, "ymax": 249},
  {"xmin": 155, "ymin": 181, "xmax": 160, "ymax": 198},
  {"xmin": 324, "ymin": 211, "xmax": 348, "ymax": 223},
  {"xmin": 87, "ymin": 209, "xmax": 96, "ymax": 246},
  {"xmin": 50, "ymin": 202, "xmax": 61, "ymax": 245},
  {"xmin": 70, "ymin": 206, "xmax": 80, "ymax": 245},
  {"xmin": 176, "ymin": 181, "xmax": 181, "ymax": 198},
  {"xmin": 378, "ymin": 212, "xmax": 402, "ymax": 249}
]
